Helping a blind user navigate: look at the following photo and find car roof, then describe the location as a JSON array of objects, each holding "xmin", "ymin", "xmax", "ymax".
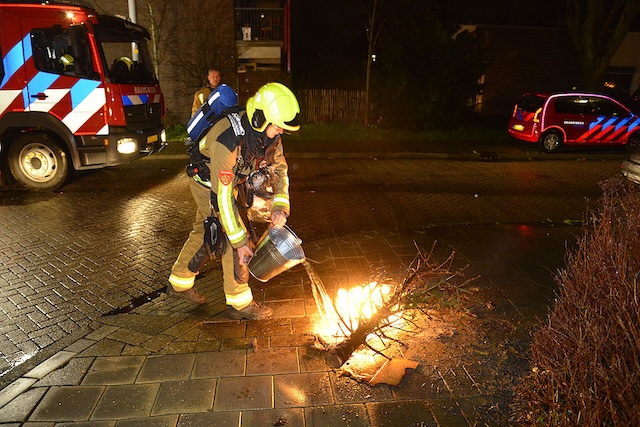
[
  {"xmin": 517, "ymin": 87, "xmax": 640, "ymax": 113},
  {"xmin": 520, "ymin": 92, "xmax": 549, "ymax": 99}
]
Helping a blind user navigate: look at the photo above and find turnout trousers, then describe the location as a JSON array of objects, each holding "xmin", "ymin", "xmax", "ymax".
[{"xmin": 168, "ymin": 179, "xmax": 253, "ymax": 310}]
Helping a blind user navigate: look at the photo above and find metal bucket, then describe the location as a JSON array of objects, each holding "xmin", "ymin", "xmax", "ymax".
[{"xmin": 249, "ymin": 226, "xmax": 305, "ymax": 282}]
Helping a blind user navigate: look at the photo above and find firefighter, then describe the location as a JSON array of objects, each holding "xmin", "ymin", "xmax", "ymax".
[
  {"xmin": 192, "ymin": 69, "xmax": 222, "ymax": 116},
  {"xmin": 168, "ymin": 82, "xmax": 301, "ymax": 320},
  {"xmin": 59, "ymin": 54, "xmax": 74, "ymax": 72},
  {"xmin": 110, "ymin": 56, "xmax": 133, "ymax": 82},
  {"xmin": 116, "ymin": 56, "xmax": 133, "ymax": 71}
]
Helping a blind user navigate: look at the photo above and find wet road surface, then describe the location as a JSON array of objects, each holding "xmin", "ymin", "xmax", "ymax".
[{"xmin": 0, "ymin": 148, "xmax": 622, "ymax": 387}]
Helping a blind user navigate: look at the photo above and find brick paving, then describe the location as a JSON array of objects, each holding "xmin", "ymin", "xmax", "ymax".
[
  {"xmin": 0, "ymin": 139, "xmax": 627, "ymax": 425},
  {"xmin": 0, "ymin": 225, "xmax": 580, "ymax": 426}
]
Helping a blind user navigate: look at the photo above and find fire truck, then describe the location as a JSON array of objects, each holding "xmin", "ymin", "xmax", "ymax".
[{"xmin": 0, "ymin": 0, "xmax": 166, "ymax": 190}]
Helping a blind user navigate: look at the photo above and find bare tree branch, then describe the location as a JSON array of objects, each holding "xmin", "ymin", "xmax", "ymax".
[{"xmin": 353, "ymin": 0, "xmax": 407, "ymax": 127}]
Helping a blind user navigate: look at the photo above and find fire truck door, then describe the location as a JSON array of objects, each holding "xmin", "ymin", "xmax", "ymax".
[{"xmin": 22, "ymin": 22, "xmax": 105, "ymax": 134}]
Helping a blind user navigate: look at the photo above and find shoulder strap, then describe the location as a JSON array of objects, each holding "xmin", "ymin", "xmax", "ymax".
[
  {"xmin": 225, "ymin": 108, "xmax": 246, "ymax": 138},
  {"xmin": 227, "ymin": 112, "xmax": 245, "ymax": 138}
]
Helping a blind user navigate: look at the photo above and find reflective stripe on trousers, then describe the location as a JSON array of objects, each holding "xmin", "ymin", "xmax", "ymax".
[
  {"xmin": 168, "ymin": 273, "xmax": 196, "ymax": 291},
  {"xmin": 168, "ymin": 180, "xmax": 210, "ymax": 291},
  {"xmin": 169, "ymin": 179, "xmax": 253, "ymax": 309}
]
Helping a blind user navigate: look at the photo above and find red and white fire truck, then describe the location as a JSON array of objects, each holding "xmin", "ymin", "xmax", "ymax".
[{"xmin": 0, "ymin": 0, "xmax": 166, "ymax": 190}]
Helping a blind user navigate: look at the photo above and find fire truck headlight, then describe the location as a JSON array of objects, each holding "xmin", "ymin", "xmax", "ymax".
[{"xmin": 117, "ymin": 138, "xmax": 137, "ymax": 154}]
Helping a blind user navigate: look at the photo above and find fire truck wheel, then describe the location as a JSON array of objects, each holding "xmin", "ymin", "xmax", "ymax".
[{"xmin": 8, "ymin": 133, "xmax": 69, "ymax": 191}]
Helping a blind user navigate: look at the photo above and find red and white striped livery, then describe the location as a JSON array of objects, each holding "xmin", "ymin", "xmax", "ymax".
[{"xmin": 0, "ymin": 0, "xmax": 166, "ymax": 190}]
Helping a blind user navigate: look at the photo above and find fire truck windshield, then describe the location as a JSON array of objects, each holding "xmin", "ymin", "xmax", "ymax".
[{"xmin": 94, "ymin": 15, "xmax": 158, "ymax": 85}]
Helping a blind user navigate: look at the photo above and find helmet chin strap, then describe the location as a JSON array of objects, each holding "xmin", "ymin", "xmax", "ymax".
[
  {"xmin": 258, "ymin": 128, "xmax": 280, "ymax": 150},
  {"xmin": 244, "ymin": 128, "xmax": 279, "ymax": 162}
]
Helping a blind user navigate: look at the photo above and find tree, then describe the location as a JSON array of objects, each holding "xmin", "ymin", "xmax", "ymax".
[
  {"xmin": 372, "ymin": 4, "xmax": 484, "ymax": 130},
  {"xmin": 566, "ymin": 0, "xmax": 640, "ymax": 91},
  {"xmin": 138, "ymin": 0, "xmax": 178, "ymax": 78},
  {"xmin": 88, "ymin": 0, "xmax": 236, "ymax": 123},
  {"xmin": 138, "ymin": 0, "xmax": 235, "ymax": 123},
  {"xmin": 354, "ymin": 0, "xmax": 406, "ymax": 127},
  {"xmin": 87, "ymin": 0, "xmax": 173, "ymax": 77}
]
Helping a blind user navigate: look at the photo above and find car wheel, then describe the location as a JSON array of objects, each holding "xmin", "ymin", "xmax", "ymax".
[
  {"xmin": 540, "ymin": 131, "xmax": 562, "ymax": 153},
  {"xmin": 627, "ymin": 133, "xmax": 640, "ymax": 150},
  {"xmin": 8, "ymin": 133, "xmax": 69, "ymax": 191}
]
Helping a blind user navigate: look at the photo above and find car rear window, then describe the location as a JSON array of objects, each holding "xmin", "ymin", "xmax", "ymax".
[{"xmin": 517, "ymin": 95, "xmax": 545, "ymax": 112}]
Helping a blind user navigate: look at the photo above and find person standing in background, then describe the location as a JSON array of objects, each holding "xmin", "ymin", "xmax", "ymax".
[{"xmin": 192, "ymin": 68, "xmax": 222, "ymax": 116}]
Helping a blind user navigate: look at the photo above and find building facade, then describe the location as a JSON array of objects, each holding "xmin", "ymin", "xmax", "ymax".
[{"xmin": 88, "ymin": 0, "xmax": 291, "ymax": 125}]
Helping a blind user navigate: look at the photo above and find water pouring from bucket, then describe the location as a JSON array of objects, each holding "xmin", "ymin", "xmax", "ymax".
[{"xmin": 248, "ymin": 226, "xmax": 306, "ymax": 282}]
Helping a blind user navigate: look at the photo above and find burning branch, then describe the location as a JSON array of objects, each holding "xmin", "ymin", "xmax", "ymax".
[{"xmin": 311, "ymin": 241, "xmax": 477, "ymax": 368}]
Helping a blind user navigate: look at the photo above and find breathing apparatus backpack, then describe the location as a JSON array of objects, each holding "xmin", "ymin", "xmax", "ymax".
[
  {"xmin": 185, "ymin": 108, "xmax": 245, "ymax": 183},
  {"xmin": 187, "ymin": 83, "xmax": 238, "ymax": 143},
  {"xmin": 185, "ymin": 84, "xmax": 241, "ymax": 182}
]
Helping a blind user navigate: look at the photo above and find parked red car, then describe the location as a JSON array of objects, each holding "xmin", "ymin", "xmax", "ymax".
[{"xmin": 508, "ymin": 90, "xmax": 640, "ymax": 152}]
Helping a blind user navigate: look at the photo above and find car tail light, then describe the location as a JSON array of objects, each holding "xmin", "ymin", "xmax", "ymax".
[{"xmin": 533, "ymin": 107, "xmax": 542, "ymax": 123}]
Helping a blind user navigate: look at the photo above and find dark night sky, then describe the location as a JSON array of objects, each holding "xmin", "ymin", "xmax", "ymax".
[{"xmin": 290, "ymin": 0, "xmax": 365, "ymax": 86}]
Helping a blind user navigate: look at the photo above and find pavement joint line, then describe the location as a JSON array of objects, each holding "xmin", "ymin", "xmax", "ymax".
[
  {"xmin": 85, "ymin": 325, "xmax": 119, "ymax": 341},
  {"xmin": 0, "ymin": 377, "xmax": 37, "ymax": 409},
  {"xmin": 23, "ymin": 350, "xmax": 76, "ymax": 380},
  {"xmin": 63, "ymin": 338, "xmax": 98, "ymax": 354},
  {"xmin": 0, "ymin": 329, "xmax": 102, "ymax": 410},
  {"xmin": 0, "ymin": 344, "xmax": 98, "ymax": 411}
]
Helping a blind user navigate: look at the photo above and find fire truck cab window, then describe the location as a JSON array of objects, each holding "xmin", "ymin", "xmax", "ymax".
[{"xmin": 30, "ymin": 26, "xmax": 93, "ymax": 78}]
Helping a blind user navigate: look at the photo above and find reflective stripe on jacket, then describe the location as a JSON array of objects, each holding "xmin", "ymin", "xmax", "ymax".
[{"xmin": 199, "ymin": 113, "xmax": 290, "ymax": 249}]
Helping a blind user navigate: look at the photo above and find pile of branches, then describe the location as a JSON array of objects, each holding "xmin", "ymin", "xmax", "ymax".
[
  {"xmin": 321, "ymin": 242, "xmax": 477, "ymax": 368},
  {"xmin": 515, "ymin": 176, "xmax": 640, "ymax": 426}
]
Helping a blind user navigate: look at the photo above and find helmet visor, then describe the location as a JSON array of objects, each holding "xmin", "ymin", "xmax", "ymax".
[{"xmin": 282, "ymin": 112, "xmax": 300, "ymax": 131}]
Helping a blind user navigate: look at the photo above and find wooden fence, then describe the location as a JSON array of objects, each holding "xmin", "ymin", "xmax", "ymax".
[{"xmin": 296, "ymin": 88, "xmax": 366, "ymax": 124}]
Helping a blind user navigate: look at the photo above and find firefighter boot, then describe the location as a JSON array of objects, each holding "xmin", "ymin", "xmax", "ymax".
[
  {"xmin": 228, "ymin": 301, "xmax": 273, "ymax": 320},
  {"xmin": 166, "ymin": 285, "xmax": 206, "ymax": 304}
]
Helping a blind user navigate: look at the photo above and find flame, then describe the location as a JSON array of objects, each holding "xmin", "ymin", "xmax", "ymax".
[{"xmin": 313, "ymin": 281, "xmax": 404, "ymax": 345}]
